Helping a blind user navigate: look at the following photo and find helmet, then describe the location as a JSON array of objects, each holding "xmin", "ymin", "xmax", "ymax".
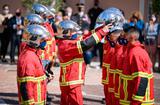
[
  {"xmin": 25, "ymin": 24, "xmax": 50, "ymax": 47},
  {"xmin": 58, "ymin": 20, "xmax": 81, "ymax": 32},
  {"xmin": 24, "ymin": 14, "xmax": 44, "ymax": 26},
  {"xmin": 32, "ymin": 4, "xmax": 49, "ymax": 15},
  {"xmin": 47, "ymin": 7, "xmax": 55, "ymax": 17},
  {"xmin": 95, "ymin": 7, "xmax": 125, "ymax": 32}
]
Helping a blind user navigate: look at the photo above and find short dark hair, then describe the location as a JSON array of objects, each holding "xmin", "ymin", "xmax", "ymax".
[
  {"xmin": 127, "ymin": 26, "xmax": 140, "ymax": 39},
  {"xmin": 2, "ymin": 4, "xmax": 9, "ymax": 9}
]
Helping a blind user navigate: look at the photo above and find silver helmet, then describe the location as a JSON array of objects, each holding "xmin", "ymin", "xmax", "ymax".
[
  {"xmin": 25, "ymin": 24, "xmax": 50, "ymax": 47},
  {"xmin": 24, "ymin": 14, "xmax": 44, "ymax": 26},
  {"xmin": 58, "ymin": 20, "xmax": 81, "ymax": 32},
  {"xmin": 95, "ymin": 7, "xmax": 125, "ymax": 32},
  {"xmin": 32, "ymin": 4, "xmax": 49, "ymax": 15}
]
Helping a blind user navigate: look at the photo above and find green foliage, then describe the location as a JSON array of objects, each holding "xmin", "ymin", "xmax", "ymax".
[
  {"xmin": 21, "ymin": 0, "xmax": 63, "ymax": 12},
  {"xmin": 152, "ymin": 0, "xmax": 160, "ymax": 15},
  {"xmin": 54, "ymin": 0, "xmax": 63, "ymax": 11}
]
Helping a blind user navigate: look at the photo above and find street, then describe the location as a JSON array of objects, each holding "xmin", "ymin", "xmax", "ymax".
[{"xmin": 0, "ymin": 62, "xmax": 160, "ymax": 105}]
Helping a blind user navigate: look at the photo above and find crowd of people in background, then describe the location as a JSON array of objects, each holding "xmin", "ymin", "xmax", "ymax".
[{"xmin": 0, "ymin": 1, "xmax": 160, "ymax": 70}]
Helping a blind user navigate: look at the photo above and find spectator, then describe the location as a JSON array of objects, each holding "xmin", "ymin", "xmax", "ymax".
[
  {"xmin": 65, "ymin": 6, "xmax": 74, "ymax": 20},
  {"xmin": 145, "ymin": 14, "xmax": 159, "ymax": 69},
  {"xmin": 0, "ymin": 4, "xmax": 13, "ymax": 62},
  {"xmin": 72, "ymin": 3, "xmax": 90, "ymax": 32},
  {"xmin": 9, "ymin": 8, "xmax": 24, "ymax": 64},
  {"xmin": 88, "ymin": 0, "xmax": 103, "ymax": 30},
  {"xmin": 88, "ymin": 1, "xmax": 104, "ymax": 67},
  {"xmin": 55, "ymin": 11, "xmax": 63, "ymax": 26},
  {"xmin": 129, "ymin": 11, "xmax": 145, "ymax": 43}
]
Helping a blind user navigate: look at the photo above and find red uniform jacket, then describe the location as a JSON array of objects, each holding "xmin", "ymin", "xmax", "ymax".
[
  {"xmin": 17, "ymin": 46, "xmax": 47, "ymax": 105},
  {"xmin": 102, "ymin": 41, "xmax": 115, "ymax": 85},
  {"xmin": 120, "ymin": 41, "xmax": 154, "ymax": 105},
  {"xmin": 108, "ymin": 44, "xmax": 124, "ymax": 95},
  {"xmin": 39, "ymin": 22, "xmax": 56, "ymax": 62},
  {"xmin": 113, "ymin": 45, "xmax": 124, "ymax": 99},
  {"xmin": 57, "ymin": 28, "xmax": 107, "ymax": 88}
]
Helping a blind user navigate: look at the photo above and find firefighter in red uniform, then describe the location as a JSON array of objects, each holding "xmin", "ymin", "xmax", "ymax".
[
  {"xmin": 56, "ymin": 19, "xmax": 112, "ymax": 105},
  {"xmin": 113, "ymin": 33, "xmax": 128, "ymax": 105},
  {"xmin": 120, "ymin": 26, "xmax": 154, "ymax": 105},
  {"xmin": 20, "ymin": 13, "xmax": 45, "ymax": 54},
  {"xmin": 95, "ymin": 7, "xmax": 125, "ymax": 105},
  {"xmin": 32, "ymin": 4, "xmax": 56, "ymax": 79},
  {"xmin": 17, "ymin": 24, "xmax": 51, "ymax": 105}
]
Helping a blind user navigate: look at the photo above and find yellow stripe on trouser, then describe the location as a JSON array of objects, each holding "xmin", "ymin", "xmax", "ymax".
[
  {"xmin": 60, "ymin": 58, "xmax": 84, "ymax": 67},
  {"xmin": 21, "ymin": 99, "xmax": 35, "ymax": 105},
  {"xmin": 102, "ymin": 63, "xmax": 110, "ymax": 84},
  {"xmin": 60, "ymin": 80, "xmax": 84, "ymax": 86},
  {"xmin": 60, "ymin": 59, "xmax": 84, "ymax": 86},
  {"xmin": 17, "ymin": 75, "xmax": 46, "ymax": 82}
]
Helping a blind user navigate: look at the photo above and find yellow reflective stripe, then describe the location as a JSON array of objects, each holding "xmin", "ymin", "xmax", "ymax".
[
  {"xmin": 145, "ymin": 78, "xmax": 150, "ymax": 101},
  {"xmin": 92, "ymin": 32, "xmax": 100, "ymax": 44},
  {"xmin": 141, "ymin": 99, "xmax": 154, "ymax": 105},
  {"xmin": 79, "ymin": 62, "xmax": 82, "ymax": 80},
  {"xmin": 102, "ymin": 80, "xmax": 108, "ymax": 84},
  {"xmin": 77, "ymin": 41, "xmax": 83, "ymax": 54},
  {"xmin": 117, "ymin": 75, "xmax": 121, "ymax": 97},
  {"xmin": 132, "ymin": 72, "xmax": 153, "ymax": 79},
  {"xmin": 124, "ymin": 79, "xmax": 128, "ymax": 101},
  {"xmin": 109, "ymin": 69, "xmax": 116, "ymax": 73},
  {"xmin": 60, "ymin": 58, "xmax": 84, "ymax": 67},
  {"xmin": 102, "ymin": 63, "xmax": 110, "ymax": 84},
  {"xmin": 47, "ymin": 41, "xmax": 52, "ymax": 45},
  {"xmin": 35, "ymin": 100, "xmax": 46, "ymax": 105},
  {"xmin": 37, "ymin": 81, "xmax": 41, "ymax": 103},
  {"xmin": 41, "ymin": 50, "xmax": 45, "ymax": 60},
  {"xmin": 108, "ymin": 88, "xmax": 114, "ymax": 93},
  {"xmin": 62, "ymin": 67, "xmax": 66, "ymax": 83},
  {"xmin": 121, "ymin": 72, "xmax": 153, "ymax": 80},
  {"xmin": 115, "ymin": 69, "xmax": 122, "ymax": 74},
  {"xmin": 132, "ymin": 94, "xmax": 144, "ymax": 102},
  {"xmin": 60, "ymin": 80, "xmax": 84, "ymax": 86},
  {"xmin": 21, "ymin": 99, "xmax": 34, "ymax": 105},
  {"xmin": 17, "ymin": 75, "xmax": 46, "ymax": 83},
  {"xmin": 120, "ymin": 74, "xmax": 133, "ymax": 80},
  {"xmin": 114, "ymin": 93, "xmax": 120, "ymax": 98},
  {"xmin": 102, "ymin": 63, "xmax": 110, "ymax": 67},
  {"xmin": 120, "ymin": 99, "xmax": 130, "ymax": 105}
]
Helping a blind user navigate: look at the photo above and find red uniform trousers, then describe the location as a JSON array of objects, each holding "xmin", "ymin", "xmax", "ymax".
[
  {"xmin": 60, "ymin": 85, "xmax": 83, "ymax": 105},
  {"xmin": 102, "ymin": 41, "xmax": 115, "ymax": 105}
]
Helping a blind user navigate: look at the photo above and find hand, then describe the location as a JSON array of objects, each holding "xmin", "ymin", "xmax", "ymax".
[{"xmin": 102, "ymin": 23, "xmax": 113, "ymax": 33}]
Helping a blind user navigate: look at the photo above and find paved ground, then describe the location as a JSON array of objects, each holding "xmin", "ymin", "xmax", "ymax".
[{"xmin": 0, "ymin": 61, "xmax": 160, "ymax": 105}]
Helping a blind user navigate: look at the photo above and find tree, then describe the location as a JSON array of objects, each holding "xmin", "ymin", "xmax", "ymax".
[
  {"xmin": 21, "ymin": 0, "xmax": 63, "ymax": 12},
  {"xmin": 152, "ymin": 0, "xmax": 160, "ymax": 15}
]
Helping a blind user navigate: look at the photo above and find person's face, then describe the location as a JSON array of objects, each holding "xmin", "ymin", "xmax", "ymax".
[
  {"xmin": 3, "ymin": 6, "xmax": 9, "ymax": 15},
  {"xmin": 110, "ymin": 31, "xmax": 121, "ymax": 42},
  {"xmin": 16, "ymin": 9, "xmax": 21, "ymax": 17}
]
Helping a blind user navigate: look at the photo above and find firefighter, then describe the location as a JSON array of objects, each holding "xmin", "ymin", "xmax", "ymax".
[
  {"xmin": 120, "ymin": 26, "xmax": 154, "ymax": 105},
  {"xmin": 95, "ymin": 7, "xmax": 125, "ymax": 105},
  {"xmin": 56, "ymin": 19, "xmax": 114, "ymax": 105},
  {"xmin": 112, "ymin": 33, "xmax": 128, "ymax": 105},
  {"xmin": 32, "ymin": 4, "xmax": 56, "ymax": 81},
  {"xmin": 20, "ymin": 13, "xmax": 45, "ymax": 53},
  {"xmin": 17, "ymin": 24, "xmax": 51, "ymax": 105}
]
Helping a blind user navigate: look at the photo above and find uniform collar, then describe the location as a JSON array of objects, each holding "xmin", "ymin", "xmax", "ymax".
[{"xmin": 128, "ymin": 41, "xmax": 144, "ymax": 49}]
